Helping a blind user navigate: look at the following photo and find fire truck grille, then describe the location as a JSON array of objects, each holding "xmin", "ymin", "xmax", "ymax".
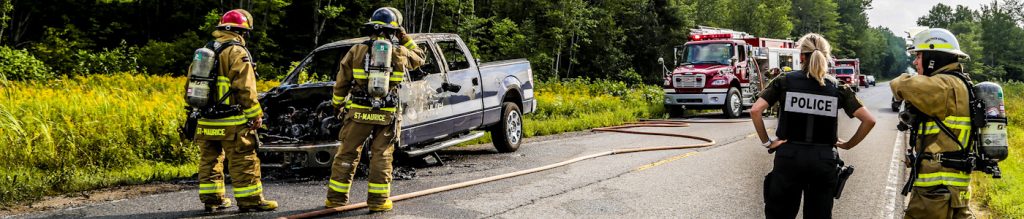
[{"xmin": 672, "ymin": 74, "xmax": 705, "ymax": 88}]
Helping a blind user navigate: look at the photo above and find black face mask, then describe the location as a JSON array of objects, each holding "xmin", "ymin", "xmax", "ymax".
[{"xmin": 921, "ymin": 51, "xmax": 958, "ymax": 76}]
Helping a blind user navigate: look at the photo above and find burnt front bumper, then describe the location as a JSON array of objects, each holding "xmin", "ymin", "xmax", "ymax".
[{"xmin": 259, "ymin": 141, "xmax": 339, "ymax": 169}]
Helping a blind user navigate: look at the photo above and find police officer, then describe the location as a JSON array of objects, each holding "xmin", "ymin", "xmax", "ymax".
[
  {"xmin": 324, "ymin": 7, "xmax": 425, "ymax": 212},
  {"xmin": 891, "ymin": 28, "xmax": 974, "ymax": 219},
  {"xmin": 750, "ymin": 33, "xmax": 876, "ymax": 218},
  {"xmin": 191, "ymin": 9, "xmax": 277, "ymax": 212}
]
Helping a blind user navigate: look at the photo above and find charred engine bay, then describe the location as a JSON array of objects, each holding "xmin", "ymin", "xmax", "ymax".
[{"xmin": 259, "ymin": 83, "xmax": 342, "ymax": 143}]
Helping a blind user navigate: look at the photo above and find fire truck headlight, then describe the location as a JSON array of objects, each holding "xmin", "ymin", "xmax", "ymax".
[{"xmin": 711, "ymin": 79, "xmax": 728, "ymax": 86}]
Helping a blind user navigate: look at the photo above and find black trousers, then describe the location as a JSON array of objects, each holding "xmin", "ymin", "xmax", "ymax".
[{"xmin": 764, "ymin": 143, "xmax": 840, "ymax": 219}]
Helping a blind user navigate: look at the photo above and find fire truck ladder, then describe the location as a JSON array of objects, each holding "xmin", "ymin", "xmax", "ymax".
[{"xmin": 689, "ymin": 26, "xmax": 753, "ymax": 39}]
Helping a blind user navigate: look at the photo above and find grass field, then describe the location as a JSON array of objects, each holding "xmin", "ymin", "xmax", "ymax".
[
  {"xmin": 0, "ymin": 74, "xmax": 280, "ymax": 207},
  {"xmin": 0, "ymin": 74, "xmax": 664, "ymax": 207},
  {"xmin": 972, "ymin": 81, "xmax": 1024, "ymax": 218}
]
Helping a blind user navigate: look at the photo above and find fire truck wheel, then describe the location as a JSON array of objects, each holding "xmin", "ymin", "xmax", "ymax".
[
  {"xmin": 723, "ymin": 88, "xmax": 742, "ymax": 118},
  {"xmin": 668, "ymin": 107, "xmax": 686, "ymax": 118}
]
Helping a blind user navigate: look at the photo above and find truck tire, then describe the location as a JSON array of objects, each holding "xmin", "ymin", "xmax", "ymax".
[
  {"xmin": 491, "ymin": 102, "xmax": 523, "ymax": 152},
  {"xmin": 723, "ymin": 88, "xmax": 742, "ymax": 118},
  {"xmin": 667, "ymin": 107, "xmax": 686, "ymax": 118}
]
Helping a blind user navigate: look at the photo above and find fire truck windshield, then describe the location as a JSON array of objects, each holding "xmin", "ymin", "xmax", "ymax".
[
  {"xmin": 835, "ymin": 68, "xmax": 854, "ymax": 75},
  {"xmin": 676, "ymin": 43, "xmax": 734, "ymax": 65}
]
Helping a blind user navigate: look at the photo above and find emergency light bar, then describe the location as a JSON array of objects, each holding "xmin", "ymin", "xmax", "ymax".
[{"xmin": 690, "ymin": 33, "xmax": 733, "ymax": 41}]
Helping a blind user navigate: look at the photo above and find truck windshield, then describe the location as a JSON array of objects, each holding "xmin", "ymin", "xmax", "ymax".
[
  {"xmin": 677, "ymin": 43, "xmax": 733, "ymax": 65},
  {"xmin": 835, "ymin": 68, "xmax": 854, "ymax": 75}
]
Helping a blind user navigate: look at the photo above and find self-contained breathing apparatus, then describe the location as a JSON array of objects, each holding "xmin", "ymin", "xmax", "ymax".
[
  {"xmin": 182, "ymin": 41, "xmax": 246, "ymax": 140},
  {"xmin": 899, "ymin": 72, "xmax": 1009, "ymax": 195},
  {"xmin": 348, "ymin": 25, "xmax": 404, "ymax": 114}
]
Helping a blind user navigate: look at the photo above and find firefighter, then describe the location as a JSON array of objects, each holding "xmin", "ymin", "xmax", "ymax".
[
  {"xmin": 750, "ymin": 33, "xmax": 876, "ymax": 218},
  {"xmin": 324, "ymin": 7, "xmax": 425, "ymax": 212},
  {"xmin": 891, "ymin": 28, "xmax": 974, "ymax": 219},
  {"xmin": 192, "ymin": 9, "xmax": 277, "ymax": 212}
]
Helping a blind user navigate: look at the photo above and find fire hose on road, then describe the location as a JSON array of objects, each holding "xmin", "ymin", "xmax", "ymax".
[{"xmin": 281, "ymin": 119, "xmax": 750, "ymax": 219}]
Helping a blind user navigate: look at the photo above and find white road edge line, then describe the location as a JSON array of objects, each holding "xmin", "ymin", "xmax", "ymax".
[{"xmin": 882, "ymin": 131, "xmax": 906, "ymax": 219}]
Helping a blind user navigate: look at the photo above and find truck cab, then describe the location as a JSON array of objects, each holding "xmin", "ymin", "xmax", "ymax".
[
  {"xmin": 663, "ymin": 26, "xmax": 800, "ymax": 118},
  {"xmin": 831, "ymin": 58, "xmax": 861, "ymax": 92}
]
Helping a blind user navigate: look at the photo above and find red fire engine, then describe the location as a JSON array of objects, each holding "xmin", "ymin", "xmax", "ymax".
[
  {"xmin": 662, "ymin": 26, "xmax": 801, "ymax": 118},
  {"xmin": 831, "ymin": 58, "xmax": 861, "ymax": 92}
]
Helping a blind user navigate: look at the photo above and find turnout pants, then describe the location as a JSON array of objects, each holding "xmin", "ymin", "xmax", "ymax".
[
  {"xmin": 326, "ymin": 118, "xmax": 400, "ymax": 207},
  {"xmin": 764, "ymin": 143, "xmax": 839, "ymax": 219},
  {"xmin": 197, "ymin": 128, "xmax": 267, "ymax": 207},
  {"xmin": 905, "ymin": 186, "xmax": 973, "ymax": 219}
]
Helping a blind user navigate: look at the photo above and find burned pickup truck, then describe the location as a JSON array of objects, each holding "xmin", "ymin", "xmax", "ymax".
[{"xmin": 257, "ymin": 33, "xmax": 536, "ymax": 169}]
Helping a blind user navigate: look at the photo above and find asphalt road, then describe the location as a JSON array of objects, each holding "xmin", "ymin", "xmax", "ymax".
[{"xmin": 12, "ymin": 82, "xmax": 907, "ymax": 219}]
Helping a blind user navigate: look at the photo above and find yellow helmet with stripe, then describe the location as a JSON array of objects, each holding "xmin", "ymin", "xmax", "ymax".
[{"xmin": 909, "ymin": 28, "xmax": 969, "ymax": 58}]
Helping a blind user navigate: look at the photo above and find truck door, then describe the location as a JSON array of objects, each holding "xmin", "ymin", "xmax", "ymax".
[
  {"xmin": 436, "ymin": 38, "xmax": 485, "ymax": 134},
  {"xmin": 400, "ymin": 40, "xmax": 453, "ymax": 146}
]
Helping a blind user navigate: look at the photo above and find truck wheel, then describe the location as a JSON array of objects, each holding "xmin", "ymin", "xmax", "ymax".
[
  {"xmin": 723, "ymin": 88, "xmax": 742, "ymax": 118},
  {"xmin": 667, "ymin": 107, "xmax": 686, "ymax": 118},
  {"xmin": 491, "ymin": 102, "xmax": 523, "ymax": 152}
]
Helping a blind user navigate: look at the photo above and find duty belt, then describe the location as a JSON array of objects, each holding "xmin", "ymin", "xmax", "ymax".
[
  {"xmin": 788, "ymin": 141, "xmax": 834, "ymax": 147},
  {"xmin": 921, "ymin": 152, "xmax": 976, "ymax": 173},
  {"xmin": 348, "ymin": 95, "xmax": 398, "ymax": 108}
]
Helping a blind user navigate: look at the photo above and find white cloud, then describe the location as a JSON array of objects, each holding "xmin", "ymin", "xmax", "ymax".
[{"xmin": 867, "ymin": 0, "xmax": 985, "ymax": 38}]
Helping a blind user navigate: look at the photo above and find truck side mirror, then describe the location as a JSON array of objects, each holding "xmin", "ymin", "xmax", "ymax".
[
  {"xmin": 731, "ymin": 57, "xmax": 738, "ymax": 65},
  {"xmin": 658, "ymin": 57, "xmax": 665, "ymax": 65}
]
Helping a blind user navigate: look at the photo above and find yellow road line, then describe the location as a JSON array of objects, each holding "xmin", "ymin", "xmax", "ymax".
[{"xmin": 634, "ymin": 151, "xmax": 699, "ymax": 171}]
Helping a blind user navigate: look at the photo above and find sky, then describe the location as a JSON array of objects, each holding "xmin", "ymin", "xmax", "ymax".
[{"xmin": 867, "ymin": 0, "xmax": 985, "ymax": 38}]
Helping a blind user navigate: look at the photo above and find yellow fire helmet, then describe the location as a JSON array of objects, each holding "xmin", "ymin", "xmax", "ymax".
[{"xmin": 909, "ymin": 28, "xmax": 969, "ymax": 58}]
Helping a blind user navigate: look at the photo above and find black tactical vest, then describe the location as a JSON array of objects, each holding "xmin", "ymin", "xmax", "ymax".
[{"xmin": 776, "ymin": 71, "xmax": 840, "ymax": 145}]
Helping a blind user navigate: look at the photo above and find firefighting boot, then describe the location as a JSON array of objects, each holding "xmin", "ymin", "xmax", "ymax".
[
  {"xmin": 325, "ymin": 199, "xmax": 345, "ymax": 208},
  {"xmin": 238, "ymin": 199, "xmax": 278, "ymax": 212},
  {"xmin": 203, "ymin": 198, "xmax": 232, "ymax": 212},
  {"xmin": 368, "ymin": 199, "xmax": 393, "ymax": 212}
]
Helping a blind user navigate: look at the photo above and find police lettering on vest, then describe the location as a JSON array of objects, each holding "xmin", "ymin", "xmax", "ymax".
[{"xmin": 785, "ymin": 92, "xmax": 838, "ymax": 117}]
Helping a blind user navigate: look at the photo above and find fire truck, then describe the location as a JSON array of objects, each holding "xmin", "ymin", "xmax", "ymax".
[
  {"xmin": 831, "ymin": 58, "xmax": 861, "ymax": 92},
  {"xmin": 662, "ymin": 26, "xmax": 801, "ymax": 118}
]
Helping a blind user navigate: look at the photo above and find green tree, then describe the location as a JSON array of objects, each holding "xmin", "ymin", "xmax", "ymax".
[
  {"xmin": 0, "ymin": 0, "xmax": 11, "ymax": 45},
  {"xmin": 727, "ymin": 0, "xmax": 793, "ymax": 38},
  {"xmin": 917, "ymin": 3, "xmax": 955, "ymax": 28},
  {"xmin": 790, "ymin": 0, "xmax": 841, "ymax": 46}
]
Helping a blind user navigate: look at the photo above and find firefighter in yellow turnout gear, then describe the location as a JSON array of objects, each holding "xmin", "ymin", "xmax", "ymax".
[
  {"xmin": 325, "ymin": 7, "xmax": 425, "ymax": 212},
  {"xmin": 891, "ymin": 28, "xmax": 973, "ymax": 219},
  {"xmin": 191, "ymin": 9, "xmax": 277, "ymax": 212}
]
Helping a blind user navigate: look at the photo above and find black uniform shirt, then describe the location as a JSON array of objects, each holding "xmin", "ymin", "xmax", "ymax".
[{"xmin": 760, "ymin": 75, "xmax": 864, "ymax": 118}]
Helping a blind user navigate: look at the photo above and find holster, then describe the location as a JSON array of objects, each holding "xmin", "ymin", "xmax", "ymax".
[{"xmin": 834, "ymin": 159, "xmax": 855, "ymax": 199}]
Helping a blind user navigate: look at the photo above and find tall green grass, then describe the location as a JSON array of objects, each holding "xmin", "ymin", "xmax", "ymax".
[
  {"xmin": 0, "ymin": 74, "xmax": 279, "ymax": 207},
  {"xmin": 972, "ymin": 81, "xmax": 1024, "ymax": 217}
]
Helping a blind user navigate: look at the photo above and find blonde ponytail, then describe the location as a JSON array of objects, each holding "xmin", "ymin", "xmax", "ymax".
[{"xmin": 797, "ymin": 33, "xmax": 832, "ymax": 86}]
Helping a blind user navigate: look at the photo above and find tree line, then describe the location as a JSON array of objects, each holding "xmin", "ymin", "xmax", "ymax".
[{"xmin": 0, "ymin": 0, "xmax": 1017, "ymax": 83}]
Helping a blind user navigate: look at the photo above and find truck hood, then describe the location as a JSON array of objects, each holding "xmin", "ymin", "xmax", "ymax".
[{"xmin": 672, "ymin": 63, "xmax": 730, "ymax": 75}]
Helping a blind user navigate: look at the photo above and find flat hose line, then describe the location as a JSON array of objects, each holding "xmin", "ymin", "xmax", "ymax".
[{"xmin": 280, "ymin": 119, "xmax": 751, "ymax": 219}]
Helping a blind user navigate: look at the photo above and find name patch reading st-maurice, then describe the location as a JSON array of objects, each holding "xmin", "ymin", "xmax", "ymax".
[{"xmin": 784, "ymin": 92, "xmax": 838, "ymax": 117}]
